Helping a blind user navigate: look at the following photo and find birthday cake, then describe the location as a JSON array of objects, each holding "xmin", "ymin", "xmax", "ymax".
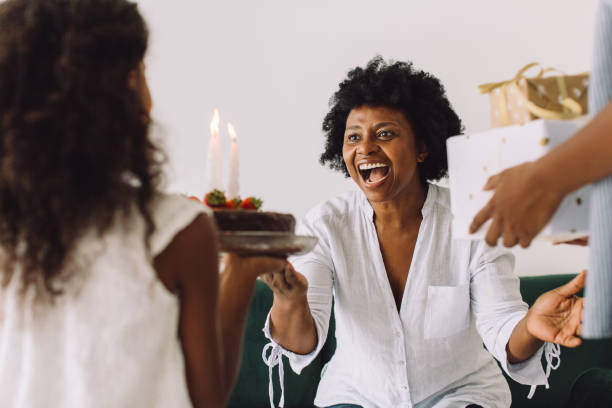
[{"xmin": 193, "ymin": 190, "xmax": 296, "ymax": 233}]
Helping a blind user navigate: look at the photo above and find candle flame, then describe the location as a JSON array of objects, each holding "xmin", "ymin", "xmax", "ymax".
[
  {"xmin": 227, "ymin": 122, "xmax": 237, "ymax": 141},
  {"xmin": 210, "ymin": 109, "xmax": 220, "ymax": 136}
]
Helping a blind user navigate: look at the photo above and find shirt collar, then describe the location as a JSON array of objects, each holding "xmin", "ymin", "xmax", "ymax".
[{"xmin": 360, "ymin": 182, "xmax": 436, "ymax": 222}]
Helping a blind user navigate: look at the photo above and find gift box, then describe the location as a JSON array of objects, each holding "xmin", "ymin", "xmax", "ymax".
[
  {"xmin": 479, "ymin": 63, "xmax": 589, "ymax": 128},
  {"xmin": 447, "ymin": 118, "xmax": 591, "ymax": 241}
]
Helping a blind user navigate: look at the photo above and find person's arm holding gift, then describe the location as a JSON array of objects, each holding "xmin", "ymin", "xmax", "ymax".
[{"xmin": 469, "ymin": 99, "xmax": 612, "ymax": 247}]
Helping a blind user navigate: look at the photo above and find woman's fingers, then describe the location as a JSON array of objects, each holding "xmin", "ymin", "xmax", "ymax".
[
  {"xmin": 284, "ymin": 262, "xmax": 298, "ymax": 285},
  {"xmin": 555, "ymin": 270, "xmax": 587, "ymax": 298},
  {"xmin": 260, "ymin": 260, "xmax": 307, "ymax": 299},
  {"xmin": 552, "ymin": 281, "xmax": 585, "ymax": 348},
  {"xmin": 562, "ymin": 297, "xmax": 584, "ymax": 347},
  {"xmin": 560, "ymin": 334, "xmax": 582, "ymax": 348},
  {"xmin": 260, "ymin": 271, "xmax": 273, "ymax": 286},
  {"xmin": 270, "ymin": 269, "xmax": 290, "ymax": 295},
  {"xmin": 279, "ymin": 266, "xmax": 292, "ymax": 290}
]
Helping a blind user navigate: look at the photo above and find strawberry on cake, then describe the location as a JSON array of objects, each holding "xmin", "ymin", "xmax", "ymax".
[{"xmin": 193, "ymin": 189, "xmax": 296, "ymax": 233}]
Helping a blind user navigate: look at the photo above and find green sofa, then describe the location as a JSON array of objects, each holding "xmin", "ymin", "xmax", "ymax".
[{"xmin": 228, "ymin": 275, "xmax": 612, "ymax": 407}]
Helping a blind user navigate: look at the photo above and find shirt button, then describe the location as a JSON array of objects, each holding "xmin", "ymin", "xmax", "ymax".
[
  {"xmin": 399, "ymin": 360, "xmax": 405, "ymax": 365},
  {"xmin": 402, "ymin": 385, "xmax": 408, "ymax": 390}
]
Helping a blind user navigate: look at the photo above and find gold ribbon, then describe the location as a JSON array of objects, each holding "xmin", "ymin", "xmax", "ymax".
[{"xmin": 478, "ymin": 62, "xmax": 585, "ymax": 125}]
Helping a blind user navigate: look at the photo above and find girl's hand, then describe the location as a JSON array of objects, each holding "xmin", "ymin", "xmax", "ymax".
[
  {"xmin": 260, "ymin": 261, "xmax": 308, "ymax": 304},
  {"xmin": 526, "ymin": 271, "xmax": 586, "ymax": 348}
]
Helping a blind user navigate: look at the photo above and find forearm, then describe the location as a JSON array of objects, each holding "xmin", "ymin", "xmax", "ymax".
[
  {"xmin": 506, "ymin": 315, "xmax": 544, "ymax": 364},
  {"xmin": 269, "ymin": 295, "xmax": 317, "ymax": 354},
  {"xmin": 218, "ymin": 267, "xmax": 258, "ymax": 398},
  {"xmin": 535, "ymin": 101, "xmax": 612, "ymax": 195}
]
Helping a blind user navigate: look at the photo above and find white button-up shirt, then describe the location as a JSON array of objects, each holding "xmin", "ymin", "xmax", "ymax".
[{"xmin": 264, "ymin": 184, "xmax": 555, "ymax": 408}]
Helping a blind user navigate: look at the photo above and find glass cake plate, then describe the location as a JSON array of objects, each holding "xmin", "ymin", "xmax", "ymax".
[{"xmin": 219, "ymin": 231, "xmax": 318, "ymax": 257}]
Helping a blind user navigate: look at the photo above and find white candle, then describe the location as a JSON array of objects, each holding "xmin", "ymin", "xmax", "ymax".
[
  {"xmin": 206, "ymin": 109, "xmax": 222, "ymax": 191},
  {"xmin": 226, "ymin": 122, "xmax": 240, "ymax": 199}
]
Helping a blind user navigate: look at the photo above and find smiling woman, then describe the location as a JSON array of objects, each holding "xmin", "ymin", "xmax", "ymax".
[
  {"xmin": 260, "ymin": 56, "xmax": 586, "ymax": 408},
  {"xmin": 342, "ymin": 105, "xmax": 426, "ymax": 205},
  {"xmin": 320, "ymin": 56, "xmax": 463, "ymax": 186}
]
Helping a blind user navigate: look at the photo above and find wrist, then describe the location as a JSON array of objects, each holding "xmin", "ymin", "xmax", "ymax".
[
  {"xmin": 524, "ymin": 309, "xmax": 546, "ymax": 346},
  {"xmin": 523, "ymin": 310, "xmax": 538, "ymax": 339},
  {"xmin": 273, "ymin": 292, "xmax": 308, "ymax": 311},
  {"xmin": 507, "ymin": 314, "xmax": 543, "ymax": 364},
  {"xmin": 533, "ymin": 153, "xmax": 578, "ymax": 196}
]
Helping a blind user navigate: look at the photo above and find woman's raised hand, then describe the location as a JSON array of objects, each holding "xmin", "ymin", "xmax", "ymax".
[
  {"xmin": 526, "ymin": 271, "xmax": 586, "ymax": 348},
  {"xmin": 260, "ymin": 261, "xmax": 308, "ymax": 302}
]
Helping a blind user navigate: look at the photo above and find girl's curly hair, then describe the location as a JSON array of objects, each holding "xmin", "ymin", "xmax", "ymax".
[
  {"xmin": 320, "ymin": 57, "xmax": 463, "ymax": 184},
  {"xmin": 0, "ymin": 0, "xmax": 161, "ymax": 295}
]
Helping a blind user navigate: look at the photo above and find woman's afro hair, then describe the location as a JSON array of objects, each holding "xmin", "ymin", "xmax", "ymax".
[{"xmin": 320, "ymin": 56, "xmax": 463, "ymax": 184}]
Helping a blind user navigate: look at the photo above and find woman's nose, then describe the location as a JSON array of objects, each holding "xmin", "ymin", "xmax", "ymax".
[{"xmin": 356, "ymin": 136, "xmax": 380, "ymax": 155}]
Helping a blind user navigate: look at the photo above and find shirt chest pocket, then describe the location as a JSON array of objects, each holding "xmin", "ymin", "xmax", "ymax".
[{"xmin": 423, "ymin": 283, "xmax": 470, "ymax": 339}]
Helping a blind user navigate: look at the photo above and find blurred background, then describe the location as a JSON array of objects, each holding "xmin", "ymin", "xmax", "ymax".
[{"xmin": 137, "ymin": 0, "xmax": 597, "ymax": 276}]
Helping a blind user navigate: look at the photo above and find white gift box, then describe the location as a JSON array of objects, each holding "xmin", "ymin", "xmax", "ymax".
[{"xmin": 447, "ymin": 118, "xmax": 591, "ymax": 241}]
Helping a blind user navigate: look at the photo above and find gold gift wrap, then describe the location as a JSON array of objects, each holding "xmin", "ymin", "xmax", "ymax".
[{"xmin": 479, "ymin": 63, "xmax": 589, "ymax": 128}]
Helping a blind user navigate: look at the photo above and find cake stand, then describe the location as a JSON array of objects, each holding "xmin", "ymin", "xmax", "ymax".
[{"xmin": 219, "ymin": 231, "xmax": 317, "ymax": 257}]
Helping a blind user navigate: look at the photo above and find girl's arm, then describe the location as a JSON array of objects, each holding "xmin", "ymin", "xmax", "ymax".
[{"xmin": 154, "ymin": 214, "xmax": 285, "ymax": 407}]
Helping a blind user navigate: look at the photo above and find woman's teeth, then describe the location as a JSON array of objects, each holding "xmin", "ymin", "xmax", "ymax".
[
  {"xmin": 358, "ymin": 163, "xmax": 390, "ymax": 184},
  {"xmin": 358, "ymin": 163, "xmax": 388, "ymax": 170}
]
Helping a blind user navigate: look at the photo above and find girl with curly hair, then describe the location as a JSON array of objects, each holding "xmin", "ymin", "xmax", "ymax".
[
  {"xmin": 0, "ymin": 1, "xmax": 284, "ymax": 407},
  {"xmin": 261, "ymin": 57, "xmax": 584, "ymax": 407}
]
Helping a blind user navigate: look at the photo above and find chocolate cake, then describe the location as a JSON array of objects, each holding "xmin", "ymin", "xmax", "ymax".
[{"xmin": 213, "ymin": 209, "xmax": 296, "ymax": 233}]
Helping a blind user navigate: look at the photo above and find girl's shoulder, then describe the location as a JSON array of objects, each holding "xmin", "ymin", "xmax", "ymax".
[{"xmin": 148, "ymin": 193, "xmax": 212, "ymax": 257}]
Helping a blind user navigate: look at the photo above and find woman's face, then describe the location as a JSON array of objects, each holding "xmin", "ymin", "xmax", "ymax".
[{"xmin": 342, "ymin": 105, "xmax": 427, "ymax": 203}]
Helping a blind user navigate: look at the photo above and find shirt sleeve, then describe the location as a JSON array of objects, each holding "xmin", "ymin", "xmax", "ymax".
[
  {"xmin": 262, "ymin": 215, "xmax": 334, "ymax": 374},
  {"xmin": 149, "ymin": 194, "xmax": 212, "ymax": 257},
  {"xmin": 469, "ymin": 241, "xmax": 550, "ymax": 387}
]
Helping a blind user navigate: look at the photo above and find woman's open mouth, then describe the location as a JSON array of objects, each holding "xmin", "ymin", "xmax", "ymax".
[{"xmin": 358, "ymin": 162, "xmax": 390, "ymax": 187}]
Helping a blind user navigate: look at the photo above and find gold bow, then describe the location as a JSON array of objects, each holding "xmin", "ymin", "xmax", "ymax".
[{"xmin": 478, "ymin": 62, "xmax": 586, "ymax": 126}]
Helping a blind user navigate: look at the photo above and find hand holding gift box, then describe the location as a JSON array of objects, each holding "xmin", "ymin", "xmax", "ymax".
[
  {"xmin": 447, "ymin": 118, "xmax": 591, "ymax": 243},
  {"xmin": 479, "ymin": 63, "xmax": 589, "ymax": 128}
]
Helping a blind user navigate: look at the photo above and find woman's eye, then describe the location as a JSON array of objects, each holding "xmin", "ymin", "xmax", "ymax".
[
  {"xmin": 346, "ymin": 134, "xmax": 360, "ymax": 142},
  {"xmin": 378, "ymin": 130, "xmax": 394, "ymax": 139}
]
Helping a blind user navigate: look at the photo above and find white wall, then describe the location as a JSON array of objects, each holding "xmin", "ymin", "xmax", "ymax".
[{"xmin": 138, "ymin": 0, "xmax": 597, "ymax": 276}]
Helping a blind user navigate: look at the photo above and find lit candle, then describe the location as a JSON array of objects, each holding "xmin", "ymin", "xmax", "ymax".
[
  {"xmin": 206, "ymin": 109, "xmax": 222, "ymax": 191},
  {"xmin": 227, "ymin": 122, "xmax": 240, "ymax": 199}
]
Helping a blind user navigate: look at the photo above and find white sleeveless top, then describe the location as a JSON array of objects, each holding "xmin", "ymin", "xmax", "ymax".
[{"xmin": 0, "ymin": 194, "xmax": 210, "ymax": 407}]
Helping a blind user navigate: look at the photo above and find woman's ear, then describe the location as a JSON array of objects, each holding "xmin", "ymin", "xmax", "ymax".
[{"xmin": 416, "ymin": 143, "xmax": 428, "ymax": 163}]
